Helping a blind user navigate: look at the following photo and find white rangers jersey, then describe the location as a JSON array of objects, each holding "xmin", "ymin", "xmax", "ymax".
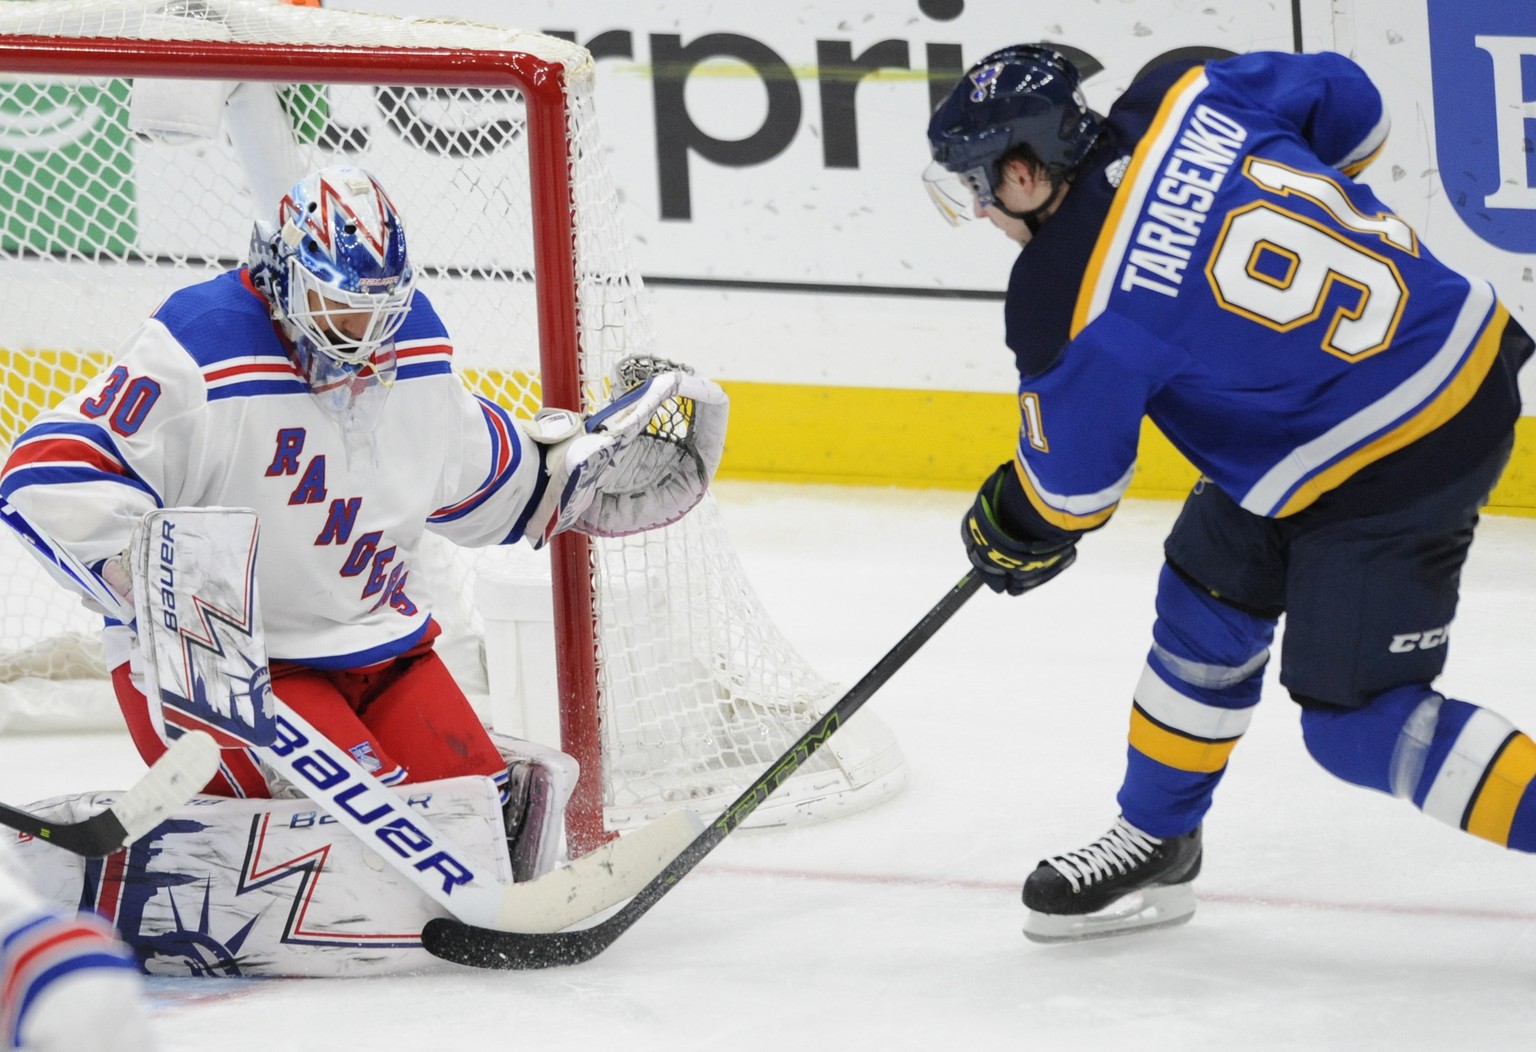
[{"xmin": 1, "ymin": 269, "xmax": 542, "ymax": 668}]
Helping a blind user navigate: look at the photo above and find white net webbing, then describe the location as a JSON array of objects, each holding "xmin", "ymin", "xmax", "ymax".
[{"xmin": 0, "ymin": 0, "xmax": 904, "ymax": 829}]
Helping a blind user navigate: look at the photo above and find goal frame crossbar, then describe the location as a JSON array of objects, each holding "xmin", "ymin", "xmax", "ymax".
[{"xmin": 0, "ymin": 34, "xmax": 609, "ymax": 851}]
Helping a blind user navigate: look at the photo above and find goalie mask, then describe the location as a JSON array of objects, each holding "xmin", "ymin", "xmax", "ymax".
[
  {"xmin": 249, "ymin": 166, "xmax": 416, "ymax": 433},
  {"xmin": 924, "ymin": 44, "xmax": 1102, "ymax": 227}
]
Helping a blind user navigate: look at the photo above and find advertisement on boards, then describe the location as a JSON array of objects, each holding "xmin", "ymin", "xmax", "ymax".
[
  {"xmin": 5, "ymin": 0, "xmax": 1523, "ymax": 496},
  {"xmin": 343, "ymin": 0, "xmax": 1299, "ymax": 392},
  {"xmin": 332, "ymin": 0, "xmax": 1531, "ymax": 503},
  {"xmin": 1348, "ymin": 0, "xmax": 1535, "ymax": 415}
]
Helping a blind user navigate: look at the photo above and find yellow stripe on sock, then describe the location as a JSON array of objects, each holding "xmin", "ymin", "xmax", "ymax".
[
  {"xmin": 1465, "ymin": 733, "xmax": 1536, "ymax": 846},
  {"xmin": 1128, "ymin": 706, "xmax": 1239, "ymax": 775}
]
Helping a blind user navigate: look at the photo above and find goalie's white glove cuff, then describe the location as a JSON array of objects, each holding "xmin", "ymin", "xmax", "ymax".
[
  {"xmin": 89, "ymin": 520, "xmax": 146, "ymax": 621},
  {"xmin": 524, "ymin": 410, "xmax": 615, "ymax": 549},
  {"xmin": 100, "ymin": 549, "xmax": 134, "ymax": 607},
  {"xmin": 526, "ymin": 361, "xmax": 729, "ymax": 548},
  {"xmin": 527, "ymin": 406, "xmax": 585, "ymax": 445}
]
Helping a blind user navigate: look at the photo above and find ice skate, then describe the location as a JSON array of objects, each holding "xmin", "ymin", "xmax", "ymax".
[{"xmin": 1022, "ymin": 816, "xmax": 1201, "ymax": 943}]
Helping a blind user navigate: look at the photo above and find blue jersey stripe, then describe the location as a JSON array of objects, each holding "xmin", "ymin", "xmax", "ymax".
[
  {"xmin": 396, "ymin": 360, "xmax": 454, "ymax": 381},
  {"xmin": 207, "ymin": 379, "xmax": 311, "ymax": 401},
  {"xmin": 279, "ymin": 617, "xmax": 433, "ymax": 669},
  {"xmin": 1, "ymin": 464, "xmax": 161, "ymax": 505},
  {"xmin": 429, "ymin": 397, "xmax": 522, "ymax": 523},
  {"xmin": 11, "ymin": 951, "xmax": 139, "ymax": 1045}
]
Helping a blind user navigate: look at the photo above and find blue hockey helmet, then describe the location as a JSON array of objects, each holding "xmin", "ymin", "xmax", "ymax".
[
  {"xmin": 249, "ymin": 166, "xmax": 416, "ymax": 435},
  {"xmin": 249, "ymin": 165, "xmax": 416, "ymax": 367},
  {"xmin": 925, "ymin": 45, "xmax": 1101, "ymax": 223}
]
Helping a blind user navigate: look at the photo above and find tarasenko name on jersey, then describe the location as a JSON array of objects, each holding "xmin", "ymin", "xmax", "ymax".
[
  {"xmin": 1115, "ymin": 102, "xmax": 1248, "ymax": 299},
  {"xmin": 1029, "ymin": 55, "xmax": 1507, "ymax": 526}
]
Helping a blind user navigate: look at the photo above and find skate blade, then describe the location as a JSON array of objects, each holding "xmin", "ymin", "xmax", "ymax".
[{"xmin": 1023, "ymin": 883, "xmax": 1196, "ymax": 944}]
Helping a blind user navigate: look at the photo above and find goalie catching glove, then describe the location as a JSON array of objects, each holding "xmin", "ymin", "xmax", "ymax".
[
  {"xmin": 527, "ymin": 356, "xmax": 728, "ymax": 548},
  {"xmin": 963, "ymin": 463, "xmax": 1077, "ymax": 595}
]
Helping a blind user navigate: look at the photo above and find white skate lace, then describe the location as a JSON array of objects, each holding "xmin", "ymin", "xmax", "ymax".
[{"xmin": 1045, "ymin": 817, "xmax": 1161, "ymax": 892}]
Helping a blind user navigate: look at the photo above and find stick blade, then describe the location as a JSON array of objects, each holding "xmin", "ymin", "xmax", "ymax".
[
  {"xmin": 421, "ymin": 917, "xmax": 610, "ymax": 970},
  {"xmin": 109, "ymin": 730, "xmax": 221, "ymax": 842},
  {"xmin": 422, "ymin": 809, "xmax": 704, "ymax": 969},
  {"xmin": 492, "ymin": 808, "xmax": 700, "ymax": 933},
  {"xmin": 0, "ymin": 731, "xmax": 220, "ymax": 857}
]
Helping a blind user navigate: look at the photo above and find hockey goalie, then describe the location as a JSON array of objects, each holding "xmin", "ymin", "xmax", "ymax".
[{"xmin": 0, "ymin": 165, "xmax": 727, "ymax": 976}]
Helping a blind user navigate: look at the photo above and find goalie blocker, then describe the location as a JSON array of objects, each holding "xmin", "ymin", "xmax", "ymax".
[{"xmin": 27, "ymin": 503, "xmax": 702, "ymax": 957}]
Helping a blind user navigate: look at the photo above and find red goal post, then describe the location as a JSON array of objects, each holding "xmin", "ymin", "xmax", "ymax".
[{"xmin": 0, "ymin": 0, "xmax": 906, "ymax": 854}]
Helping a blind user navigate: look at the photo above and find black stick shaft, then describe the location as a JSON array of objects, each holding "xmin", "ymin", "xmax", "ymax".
[
  {"xmin": 0, "ymin": 801, "xmax": 129, "ymax": 857},
  {"xmin": 423, "ymin": 570, "xmax": 983, "ymax": 969}
]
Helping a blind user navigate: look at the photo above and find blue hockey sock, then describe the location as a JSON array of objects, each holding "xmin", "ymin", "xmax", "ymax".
[
  {"xmin": 1301, "ymin": 685, "xmax": 1536, "ymax": 851},
  {"xmin": 1116, "ymin": 565, "xmax": 1275, "ymax": 838}
]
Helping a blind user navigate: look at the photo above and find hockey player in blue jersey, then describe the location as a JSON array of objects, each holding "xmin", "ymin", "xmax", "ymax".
[{"xmin": 925, "ymin": 46, "xmax": 1534, "ymax": 942}]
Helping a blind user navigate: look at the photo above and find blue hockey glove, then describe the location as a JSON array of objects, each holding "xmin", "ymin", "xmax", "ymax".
[{"xmin": 962, "ymin": 465, "xmax": 1077, "ymax": 595}]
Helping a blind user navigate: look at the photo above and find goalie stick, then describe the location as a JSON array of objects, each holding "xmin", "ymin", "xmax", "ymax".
[
  {"xmin": 0, "ymin": 730, "xmax": 220, "ymax": 856},
  {"xmin": 249, "ymin": 699, "xmax": 703, "ymax": 933},
  {"xmin": 0, "ymin": 502, "xmax": 701, "ymax": 932},
  {"xmin": 420, "ymin": 569, "xmax": 984, "ymax": 969}
]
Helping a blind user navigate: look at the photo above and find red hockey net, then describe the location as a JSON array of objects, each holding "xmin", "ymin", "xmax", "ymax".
[{"xmin": 0, "ymin": 0, "xmax": 905, "ymax": 853}]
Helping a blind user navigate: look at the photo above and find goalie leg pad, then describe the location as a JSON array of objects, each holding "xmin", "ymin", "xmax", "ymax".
[
  {"xmin": 8, "ymin": 777, "xmax": 511, "ymax": 978},
  {"xmin": 490, "ymin": 733, "xmax": 577, "ymax": 882}
]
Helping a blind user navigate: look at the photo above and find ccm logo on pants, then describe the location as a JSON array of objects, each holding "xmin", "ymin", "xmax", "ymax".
[{"xmin": 1389, "ymin": 627, "xmax": 1450, "ymax": 653}]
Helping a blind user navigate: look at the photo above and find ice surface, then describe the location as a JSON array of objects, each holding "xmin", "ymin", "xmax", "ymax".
[{"xmin": 3, "ymin": 482, "xmax": 1534, "ymax": 1050}]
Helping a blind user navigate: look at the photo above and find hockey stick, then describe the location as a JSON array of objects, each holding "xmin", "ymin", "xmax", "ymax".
[
  {"xmin": 421, "ymin": 569, "xmax": 985, "ymax": 969},
  {"xmin": 252, "ymin": 698, "xmax": 703, "ymax": 933},
  {"xmin": 0, "ymin": 730, "xmax": 220, "ymax": 856}
]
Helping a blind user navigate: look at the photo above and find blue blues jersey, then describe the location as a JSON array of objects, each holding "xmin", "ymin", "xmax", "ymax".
[{"xmin": 1000, "ymin": 52, "xmax": 1523, "ymax": 537}]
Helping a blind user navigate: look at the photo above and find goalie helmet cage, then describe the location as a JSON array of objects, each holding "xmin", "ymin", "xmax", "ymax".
[{"xmin": 0, "ymin": 0, "xmax": 906, "ymax": 854}]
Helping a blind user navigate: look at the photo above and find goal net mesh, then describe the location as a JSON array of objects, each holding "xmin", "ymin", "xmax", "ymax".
[{"xmin": 0, "ymin": 0, "xmax": 905, "ymax": 839}]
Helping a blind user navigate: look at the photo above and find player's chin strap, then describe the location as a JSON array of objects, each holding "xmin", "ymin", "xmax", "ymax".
[{"xmin": 992, "ymin": 168, "xmax": 1070, "ymax": 235}]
